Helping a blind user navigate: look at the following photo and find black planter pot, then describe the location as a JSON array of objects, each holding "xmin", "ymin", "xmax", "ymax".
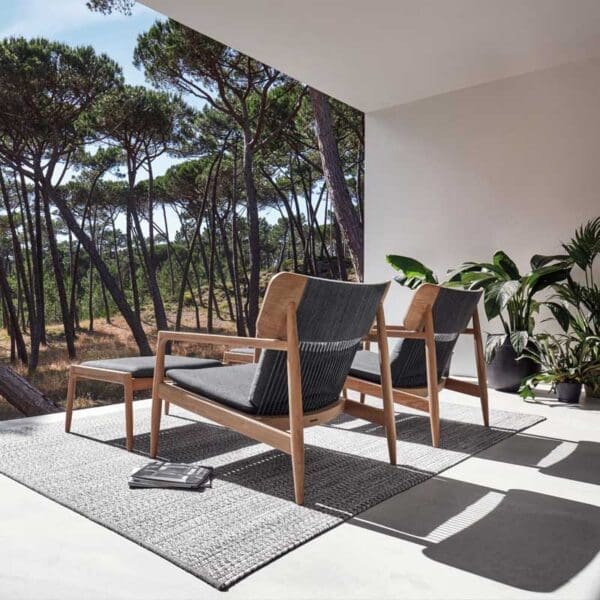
[
  {"xmin": 487, "ymin": 338, "xmax": 540, "ymax": 393},
  {"xmin": 557, "ymin": 382, "xmax": 582, "ymax": 404}
]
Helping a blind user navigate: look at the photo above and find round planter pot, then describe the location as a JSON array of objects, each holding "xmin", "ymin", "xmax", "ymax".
[
  {"xmin": 557, "ymin": 382, "xmax": 582, "ymax": 404},
  {"xmin": 487, "ymin": 338, "xmax": 540, "ymax": 393}
]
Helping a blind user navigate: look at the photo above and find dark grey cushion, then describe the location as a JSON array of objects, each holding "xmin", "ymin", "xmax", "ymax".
[
  {"xmin": 166, "ymin": 364, "xmax": 258, "ymax": 414},
  {"xmin": 350, "ymin": 349, "xmax": 450, "ymax": 388},
  {"xmin": 81, "ymin": 355, "xmax": 222, "ymax": 378}
]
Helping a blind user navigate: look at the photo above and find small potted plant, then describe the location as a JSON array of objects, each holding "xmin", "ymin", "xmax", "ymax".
[
  {"xmin": 538, "ymin": 217, "xmax": 600, "ymax": 398},
  {"xmin": 519, "ymin": 334, "xmax": 600, "ymax": 403}
]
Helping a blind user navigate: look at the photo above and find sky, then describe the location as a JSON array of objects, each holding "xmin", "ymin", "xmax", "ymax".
[
  {"xmin": 0, "ymin": 0, "xmax": 155, "ymax": 86},
  {"xmin": 0, "ymin": 0, "xmax": 180, "ymax": 176},
  {"xmin": 0, "ymin": 0, "xmax": 195, "ymax": 233},
  {"xmin": 0, "ymin": 0, "xmax": 287, "ymax": 232}
]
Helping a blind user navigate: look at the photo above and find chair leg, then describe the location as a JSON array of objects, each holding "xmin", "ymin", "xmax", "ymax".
[
  {"xmin": 473, "ymin": 309, "xmax": 490, "ymax": 427},
  {"xmin": 428, "ymin": 389, "xmax": 441, "ymax": 448},
  {"xmin": 124, "ymin": 377, "xmax": 134, "ymax": 452},
  {"xmin": 290, "ymin": 426, "xmax": 305, "ymax": 505},
  {"xmin": 286, "ymin": 300, "xmax": 305, "ymax": 505},
  {"xmin": 376, "ymin": 304, "xmax": 397, "ymax": 464},
  {"xmin": 424, "ymin": 305, "xmax": 441, "ymax": 447},
  {"xmin": 479, "ymin": 390, "xmax": 489, "ymax": 427},
  {"xmin": 65, "ymin": 370, "xmax": 76, "ymax": 433},
  {"xmin": 164, "ymin": 400, "xmax": 170, "ymax": 416},
  {"xmin": 150, "ymin": 389, "xmax": 162, "ymax": 459}
]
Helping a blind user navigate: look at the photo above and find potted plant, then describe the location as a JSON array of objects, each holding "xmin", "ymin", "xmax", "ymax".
[
  {"xmin": 386, "ymin": 252, "xmax": 571, "ymax": 392},
  {"xmin": 449, "ymin": 251, "xmax": 571, "ymax": 392},
  {"xmin": 519, "ymin": 333, "xmax": 600, "ymax": 403},
  {"xmin": 538, "ymin": 217, "xmax": 600, "ymax": 398}
]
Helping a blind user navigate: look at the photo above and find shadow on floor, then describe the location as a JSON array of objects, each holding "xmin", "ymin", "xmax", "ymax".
[
  {"xmin": 327, "ymin": 410, "xmax": 502, "ymax": 452},
  {"xmin": 541, "ymin": 440, "xmax": 600, "ymax": 485},
  {"xmin": 352, "ymin": 477, "xmax": 600, "ymax": 593},
  {"xmin": 478, "ymin": 433, "xmax": 600, "ymax": 485},
  {"xmin": 104, "ymin": 417, "xmax": 261, "ymax": 462},
  {"xmin": 524, "ymin": 393, "xmax": 600, "ymax": 412}
]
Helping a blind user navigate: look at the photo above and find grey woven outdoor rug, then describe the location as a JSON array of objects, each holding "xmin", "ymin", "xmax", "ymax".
[{"xmin": 0, "ymin": 402, "xmax": 543, "ymax": 590}]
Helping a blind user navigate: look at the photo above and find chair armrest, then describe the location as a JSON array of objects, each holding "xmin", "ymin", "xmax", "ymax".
[
  {"xmin": 152, "ymin": 332, "xmax": 288, "ymax": 392},
  {"xmin": 156, "ymin": 330, "xmax": 288, "ymax": 351}
]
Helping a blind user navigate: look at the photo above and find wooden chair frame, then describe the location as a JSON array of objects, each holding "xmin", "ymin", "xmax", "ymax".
[
  {"xmin": 65, "ymin": 365, "xmax": 154, "ymax": 451},
  {"xmin": 151, "ymin": 296, "xmax": 397, "ymax": 505},
  {"xmin": 222, "ymin": 347, "xmax": 259, "ymax": 365},
  {"xmin": 345, "ymin": 302, "xmax": 489, "ymax": 448}
]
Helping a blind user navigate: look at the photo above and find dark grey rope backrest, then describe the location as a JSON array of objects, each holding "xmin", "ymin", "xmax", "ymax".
[
  {"xmin": 389, "ymin": 286, "xmax": 482, "ymax": 388},
  {"xmin": 249, "ymin": 276, "xmax": 388, "ymax": 416}
]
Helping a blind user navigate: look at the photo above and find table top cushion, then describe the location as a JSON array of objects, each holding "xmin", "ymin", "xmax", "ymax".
[{"xmin": 79, "ymin": 355, "xmax": 222, "ymax": 378}]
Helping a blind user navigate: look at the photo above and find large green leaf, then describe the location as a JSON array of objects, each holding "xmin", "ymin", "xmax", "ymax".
[
  {"xmin": 530, "ymin": 253, "xmax": 569, "ymax": 270},
  {"xmin": 449, "ymin": 261, "xmax": 508, "ymax": 281},
  {"xmin": 509, "ymin": 330, "xmax": 529, "ymax": 355},
  {"xmin": 526, "ymin": 264, "xmax": 571, "ymax": 298},
  {"xmin": 386, "ymin": 255, "xmax": 437, "ymax": 289},
  {"xmin": 485, "ymin": 333, "xmax": 506, "ymax": 363},
  {"xmin": 545, "ymin": 301, "xmax": 572, "ymax": 332},
  {"xmin": 460, "ymin": 271, "xmax": 498, "ymax": 290},
  {"xmin": 493, "ymin": 250, "xmax": 520, "ymax": 279},
  {"xmin": 561, "ymin": 217, "xmax": 600, "ymax": 271},
  {"xmin": 484, "ymin": 280, "xmax": 521, "ymax": 320}
]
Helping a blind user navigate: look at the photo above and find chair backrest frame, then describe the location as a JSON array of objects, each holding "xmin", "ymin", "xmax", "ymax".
[{"xmin": 390, "ymin": 284, "xmax": 483, "ymax": 388}]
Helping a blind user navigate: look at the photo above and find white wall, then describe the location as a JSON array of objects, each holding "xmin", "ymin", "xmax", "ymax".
[{"xmin": 365, "ymin": 57, "xmax": 600, "ymax": 375}]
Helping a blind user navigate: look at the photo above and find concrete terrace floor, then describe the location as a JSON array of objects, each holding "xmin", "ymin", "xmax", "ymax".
[{"xmin": 1, "ymin": 387, "xmax": 599, "ymax": 600}]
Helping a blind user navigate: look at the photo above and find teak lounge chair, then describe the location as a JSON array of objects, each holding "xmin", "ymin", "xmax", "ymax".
[
  {"xmin": 151, "ymin": 272, "xmax": 397, "ymax": 505},
  {"xmin": 345, "ymin": 284, "xmax": 488, "ymax": 447},
  {"xmin": 65, "ymin": 355, "xmax": 221, "ymax": 451}
]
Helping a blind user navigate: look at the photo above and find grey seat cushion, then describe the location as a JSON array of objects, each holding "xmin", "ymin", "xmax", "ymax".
[
  {"xmin": 349, "ymin": 350, "xmax": 383, "ymax": 384},
  {"xmin": 166, "ymin": 364, "xmax": 258, "ymax": 414},
  {"xmin": 350, "ymin": 348, "xmax": 452, "ymax": 388},
  {"xmin": 81, "ymin": 355, "xmax": 222, "ymax": 378}
]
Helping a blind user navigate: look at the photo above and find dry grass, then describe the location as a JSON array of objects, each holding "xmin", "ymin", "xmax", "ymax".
[{"xmin": 0, "ymin": 309, "xmax": 237, "ymax": 421}]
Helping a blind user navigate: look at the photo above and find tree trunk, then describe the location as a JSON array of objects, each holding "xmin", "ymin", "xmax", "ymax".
[
  {"xmin": 174, "ymin": 158, "xmax": 215, "ymax": 330},
  {"xmin": 0, "ymin": 259, "xmax": 28, "ymax": 364},
  {"xmin": 32, "ymin": 183, "xmax": 47, "ymax": 344},
  {"xmin": 309, "ymin": 87, "xmax": 363, "ymax": 279},
  {"xmin": 125, "ymin": 207, "xmax": 141, "ymax": 320},
  {"xmin": 88, "ymin": 209, "xmax": 97, "ymax": 332},
  {"xmin": 22, "ymin": 177, "xmax": 43, "ymax": 370},
  {"xmin": 42, "ymin": 185, "xmax": 77, "ymax": 358},
  {"xmin": 333, "ymin": 216, "xmax": 348, "ymax": 281},
  {"xmin": 129, "ymin": 196, "xmax": 168, "ymax": 332},
  {"xmin": 162, "ymin": 202, "xmax": 176, "ymax": 292},
  {"xmin": 51, "ymin": 191, "xmax": 152, "ymax": 355},
  {"xmin": 242, "ymin": 141, "xmax": 261, "ymax": 335},
  {"xmin": 231, "ymin": 148, "xmax": 246, "ymax": 335},
  {"xmin": 98, "ymin": 228, "xmax": 112, "ymax": 324},
  {"xmin": 0, "ymin": 365, "xmax": 60, "ymax": 416},
  {"xmin": 0, "ymin": 172, "xmax": 34, "ymax": 328}
]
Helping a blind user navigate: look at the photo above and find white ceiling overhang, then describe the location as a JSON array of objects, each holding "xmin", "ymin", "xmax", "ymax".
[{"xmin": 140, "ymin": 0, "xmax": 600, "ymax": 112}]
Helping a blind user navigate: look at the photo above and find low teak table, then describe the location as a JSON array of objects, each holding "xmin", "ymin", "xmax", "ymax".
[{"xmin": 66, "ymin": 356, "xmax": 221, "ymax": 451}]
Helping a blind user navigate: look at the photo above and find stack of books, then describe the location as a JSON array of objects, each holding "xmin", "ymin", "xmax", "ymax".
[{"xmin": 128, "ymin": 461, "xmax": 214, "ymax": 490}]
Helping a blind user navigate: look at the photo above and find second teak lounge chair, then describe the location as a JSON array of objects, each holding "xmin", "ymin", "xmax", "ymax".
[
  {"xmin": 151, "ymin": 272, "xmax": 396, "ymax": 505},
  {"xmin": 345, "ymin": 283, "xmax": 488, "ymax": 447}
]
